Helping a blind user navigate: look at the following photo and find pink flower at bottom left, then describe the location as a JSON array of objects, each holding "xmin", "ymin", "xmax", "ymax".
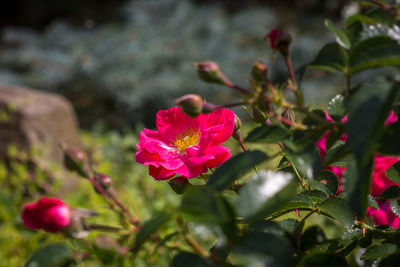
[
  {"xmin": 22, "ymin": 197, "xmax": 71, "ymax": 233},
  {"xmin": 135, "ymin": 107, "xmax": 235, "ymax": 180}
]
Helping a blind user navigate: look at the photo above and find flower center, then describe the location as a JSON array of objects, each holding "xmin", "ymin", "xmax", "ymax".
[{"xmin": 172, "ymin": 128, "xmax": 200, "ymax": 153}]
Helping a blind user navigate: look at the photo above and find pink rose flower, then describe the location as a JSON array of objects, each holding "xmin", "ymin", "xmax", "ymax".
[
  {"xmin": 22, "ymin": 197, "xmax": 71, "ymax": 232},
  {"xmin": 266, "ymin": 29, "xmax": 281, "ymax": 50},
  {"xmin": 370, "ymin": 156, "xmax": 400, "ymax": 197},
  {"xmin": 366, "ymin": 201, "xmax": 400, "ymax": 228},
  {"xmin": 135, "ymin": 107, "xmax": 235, "ymax": 180}
]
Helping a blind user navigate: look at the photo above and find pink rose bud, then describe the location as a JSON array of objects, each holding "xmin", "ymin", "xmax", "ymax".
[
  {"xmin": 264, "ymin": 29, "xmax": 292, "ymax": 56},
  {"xmin": 175, "ymin": 94, "xmax": 203, "ymax": 117},
  {"xmin": 195, "ymin": 61, "xmax": 231, "ymax": 86},
  {"xmin": 232, "ymin": 114, "xmax": 242, "ymax": 141},
  {"xmin": 281, "ymin": 107, "xmax": 295, "ymax": 124},
  {"xmin": 251, "ymin": 61, "xmax": 268, "ymax": 82},
  {"xmin": 22, "ymin": 197, "xmax": 71, "ymax": 233},
  {"xmin": 234, "ymin": 114, "xmax": 242, "ymax": 132},
  {"xmin": 168, "ymin": 176, "xmax": 190, "ymax": 194},
  {"xmin": 94, "ymin": 172, "xmax": 113, "ymax": 189},
  {"xmin": 64, "ymin": 146, "xmax": 91, "ymax": 178}
]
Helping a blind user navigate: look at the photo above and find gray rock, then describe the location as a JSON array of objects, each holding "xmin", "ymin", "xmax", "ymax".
[{"xmin": 0, "ymin": 84, "xmax": 81, "ymax": 165}]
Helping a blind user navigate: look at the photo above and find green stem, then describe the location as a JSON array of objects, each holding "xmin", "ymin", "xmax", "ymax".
[{"xmin": 278, "ymin": 143, "xmax": 307, "ymax": 189}]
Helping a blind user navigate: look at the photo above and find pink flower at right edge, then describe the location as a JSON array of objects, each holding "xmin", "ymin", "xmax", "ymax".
[
  {"xmin": 22, "ymin": 197, "xmax": 71, "ymax": 233},
  {"xmin": 316, "ymin": 110, "xmax": 400, "ymax": 228}
]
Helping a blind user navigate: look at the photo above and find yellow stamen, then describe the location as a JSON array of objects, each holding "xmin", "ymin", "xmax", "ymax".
[{"xmin": 172, "ymin": 128, "xmax": 200, "ymax": 153}]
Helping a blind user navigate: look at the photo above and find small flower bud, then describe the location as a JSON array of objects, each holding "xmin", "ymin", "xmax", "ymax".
[
  {"xmin": 22, "ymin": 197, "xmax": 71, "ymax": 233},
  {"xmin": 176, "ymin": 94, "xmax": 203, "ymax": 117},
  {"xmin": 251, "ymin": 61, "xmax": 268, "ymax": 82},
  {"xmin": 168, "ymin": 176, "xmax": 190, "ymax": 194},
  {"xmin": 264, "ymin": 29, "xmax": 292, "ymax": 57},
  {"xmin": 94, "ymin": 172, "xmax": 113, "ymax": 189},
  {"xmin": 252, "ymin": 107, "xmax": 267, "ymax": 123},
  {"xmin": 63, "ymin": 146, "xmax": 91, "ymax": 178},
  {"xmin": 234, "ymin": 114, "xmax": 242, "ymax": 133},
  {"xmin": 195, "ymin": 61, "xmax": 230, "ymax": 86},
  {"xmin": 232, "ymin": 114, "xmax": 242, "ymax": 141},
  {"xmin": 281, "ymin": 108, "xmax": 295, "ymax": 125}
]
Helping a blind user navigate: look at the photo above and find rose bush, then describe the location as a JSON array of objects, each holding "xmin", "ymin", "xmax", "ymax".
[{"xmin": 17, "ymin": 3, "xmax": 400, "ymax": 265}]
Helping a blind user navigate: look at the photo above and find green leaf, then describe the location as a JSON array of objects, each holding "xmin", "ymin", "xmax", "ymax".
[
  {"xmin": 346, "ymin": 15, "xmax": 378, "ymax": 27},
  {"xmin": 302, "ymin": 252, "xmax": 349, "ymax": 267},
  {"xmin": 319, "ymin": 198, "xmax": 355, "ymax": 229},
  {"xmin": 308, "ymin": 43, "xmax": 347, "ymax": 72},
  {"xmin": 386, "ymin": 161, "xmax": 400, "ymax": 183},
  {"xmin": 245, "ymin": 125, "xmax": 290, "ymax": 143},
  {"xmin": 325, "ymin": 19, "xmax": 351, "ymax": 49},
  {"xmin": 171, "ymin": 252, "xmax": 210, "ymax": 267},
  {"xmin": 180, "ymin": 186, "xmax": 233, "ymax": 224},
  {"xmin": 345, "ymin": 20, "xmax": 363, "ymax": 44},
  {"xmin": 250, "ymin": 221, "xmax": 285, "ymax": 237},
  {"xmin": 280, "ymin": 193, "xmax": 314, "ymax": 210},
  {"xmin": 180, "ymin": 186, "xmax": 238, "ymax": 239},
  {"xmin": 360, "ymin": 243, "xmax": 398, "ymax": 260},
  {"xmin": 25, "ymin": 243, "xmax": 72, "ymax": 267},
  {"xmin": 300, "ymin": 190, "xmax": 328, "ymax": 203},
  {"xmin": 311, "ymin": 171, "xmax": 340, "ymax": 196},
  {"xmin": 379, "ymin": 120, "xmax": 400, "ymax": 155},
  {"xmin": 346, "ymin": 80, "xmax": 398, "ymax": 160},
  {"xmin": 237, "ymin": 171, "xmax": 298, "ymax": 222},
  {"xmin": 345, "ymin": 80, "xmax": 398, "ymax": 217},
  {"xmin": 207, "ymin": 150, "xmax": 268, "ymax": 191},
  {"xmin": 278, "ymin": 218, "xmax": 302, "ymax": 234},
  {"xmin": 301, "ymin": 226, "xmax": 327, "ymax": 252},
  {"xmin": 349, "ymin": 36, "xmax": 400, "ymax": 74},
  {"xmin": 134, "ymin": 213, "xmax": 171, "ymax": 250},
  {"xmin": 283, "ymin": 141, "xmax": 321, "ymax": 179},
  {"xmin": 379, "ymin": 253, "xmax": 400, "ymax": 266},
  {"xmin": 378, "ymin": 186, "xmax": 400, "ymax": 200},
  {"xmin": 233, "ymin": 231, "xmax": 295, "ymax": 267},
  {"xmin": 391, "ymin": 199, "xmax": 400, "ymax": 217},
  {"xmin": 368, "ymin": 195, "xmax": 379, "ymax": 209},
  {"xmin": 327, "ymin": 94, "xmax": 346, "ymax": 120}
]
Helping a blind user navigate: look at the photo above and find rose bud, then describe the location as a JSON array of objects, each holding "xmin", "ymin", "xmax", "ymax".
[
  {"xmin": 264, "ymin": 29, "xmax": 292, "ymax": 57},
  {"xmin": 63, "ymin": 146, "xmax": 91, "ymax": 178},
  {"xmin": 253, "ymin": 106, "xmax": 267, "ymax": 123},
  {"xmin": 251, "ymin": 61, "xmax": 268, "ymax": 82},
  {"xmin": 195, "ymin": 61, "xmax": 231, "ymax": 86},
  {"xmin": 175, "ymin": 94, "xmax": 203, "ymax": 117},
  {"xmin": 94, "ymin": 172, "xmax": 113, "ymax": 189},
  {"xmin": 281, "ymin": 108, "xmax": 295, "ymax": 125},
  {"xmin": 168, "ymin": 176, "xmax": 190, "ymax": 194},
  {"xmin": 22, "ymin": 197, "xmax": 71, "ymax": 233},
  {"xmin": 232, "ymin": 114, "xmax": 243, "ymax": 141}
]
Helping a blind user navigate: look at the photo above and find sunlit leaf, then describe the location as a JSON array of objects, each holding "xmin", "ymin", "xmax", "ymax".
[
  {"xmin": 245, "ymin": 125, "xmax": 290, "ymax": 143},
  {"xmin": 319, "ymin": 198, "xmax": 355, "ymax": 229},
  {"xmin": 325, "ymin": 19, "xmax": 351, "ymax": 49},
  {"xmin": 207, "ymin": 150, "xmax": 268, "ymax": 191},
  {"xmin": 360, "ymin": 243, "xmax": 398, "ymax": 260},
  {"xmin": 237, "ymin": 171, "xmax": 298, "ymax": 222}
]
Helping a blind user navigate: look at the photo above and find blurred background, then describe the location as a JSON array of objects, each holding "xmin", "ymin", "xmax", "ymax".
[{"xmin": 0, "ymin": 0, "xmax": 351, "ymax": 130}]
